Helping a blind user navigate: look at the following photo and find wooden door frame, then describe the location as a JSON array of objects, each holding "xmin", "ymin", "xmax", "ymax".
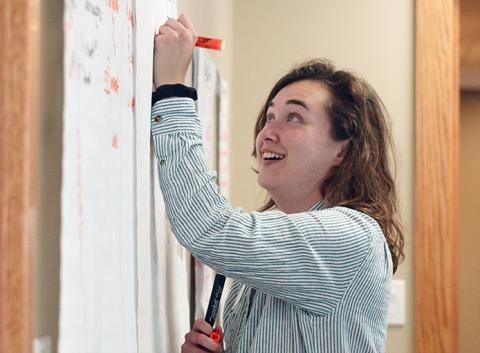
[
  {"xmin": 416, "ymin": 0, "xmax": 459, "ymax": 352},
  {"xmin": 0, "ymin": 0, "xmax": 39, "ymax": 352}
]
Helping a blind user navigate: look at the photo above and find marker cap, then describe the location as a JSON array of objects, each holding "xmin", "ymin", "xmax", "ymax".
[
  {"xmin": 210, "ymin": 331, "xmax": 222, "ymax": 343},
  {"xmin": 195, "ymin": 36, "xmax": 225, "ymax": 51}
]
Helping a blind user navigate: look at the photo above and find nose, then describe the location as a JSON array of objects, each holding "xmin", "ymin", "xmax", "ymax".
[{"xmin": 260, "ymin": 121, "xmax": 280, "ymax": 143}]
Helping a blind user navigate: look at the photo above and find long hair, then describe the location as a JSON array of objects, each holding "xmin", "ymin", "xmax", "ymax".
[{"xmin": 252, "ymin": 59, "xmax": 405, "ymax": 273}]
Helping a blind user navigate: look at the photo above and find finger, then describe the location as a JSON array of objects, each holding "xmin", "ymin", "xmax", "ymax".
[
  {"xmin": 164, "ymin": 17, "xmax": 187, "ymax": 33},
  {"xmin": 192, "ymin": 319, "xmax": 214, "ymax": 336},
  {"xmin": 156, "ymin": 17, "xmax": 174, "ymax": 34},
  {"xmin": 181, "ymin": 341, "xmax": 210, "ymax": 353},
  {"xmin": 191, "ymin": 332, "xmax": 220, "ymax": 352},
  {"xmin": 187, "ymin": 331, "xmax": 219, "ymax": 352},
  {"xmin": 157, "ymin": 24, "xmax": 176, "ymax": 36},
  {"xmin": 177, "ymin": 14, "xmax": 197, "ymax": 36}
]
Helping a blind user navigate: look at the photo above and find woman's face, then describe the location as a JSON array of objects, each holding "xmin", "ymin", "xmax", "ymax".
[{"xmin": 255, "ymin": 79, "xmax": 348, "ymax": 205}]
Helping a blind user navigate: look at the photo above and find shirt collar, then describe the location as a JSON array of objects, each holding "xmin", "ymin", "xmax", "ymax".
[
  {"xmin": 271, "ymin": 200, "xmax": 326, "ymax": 212},
  {"xmin": 310, "ymin": 200, "xmax": 326, "ymax": 211}
]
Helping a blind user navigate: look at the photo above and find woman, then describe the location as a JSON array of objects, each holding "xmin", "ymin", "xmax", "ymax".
[{"xmin": 152, "ymin": 15, "xmax": 404, "ymax": 353}]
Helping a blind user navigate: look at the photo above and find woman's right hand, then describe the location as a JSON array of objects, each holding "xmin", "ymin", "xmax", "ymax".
[
  {"xmin": 181, "ymin": 319, "xmax": 224, "ymax": 353},
  {"xmin": 153, "ymin": 14, "xmax": 197, "ymax": 89}
]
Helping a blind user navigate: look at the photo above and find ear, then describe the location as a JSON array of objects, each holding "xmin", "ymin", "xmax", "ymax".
[{"xmin": 333, "ymin": 139, "xmax": 350, "ymax": 166}]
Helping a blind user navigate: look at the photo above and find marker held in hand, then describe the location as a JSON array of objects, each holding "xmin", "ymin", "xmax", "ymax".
[
  {"xmin": 195, "ymin": 36, "xmax": 225, "ymax": 51},
  {"xmin": 205, "ymin": 274, "xmax": 226, "ymax": 343}
]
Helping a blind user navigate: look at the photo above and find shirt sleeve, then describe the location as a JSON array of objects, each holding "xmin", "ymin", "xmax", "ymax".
[{"xmin": 151, "ymin": 97, "xmax": 388, "ymax": 315}]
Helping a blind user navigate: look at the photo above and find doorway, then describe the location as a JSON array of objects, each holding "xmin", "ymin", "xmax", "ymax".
[{"xmin": 459, "ymin": 1, "xmax": 480, "ymax": 351}]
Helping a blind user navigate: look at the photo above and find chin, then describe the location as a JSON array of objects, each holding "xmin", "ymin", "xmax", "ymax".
[
  {"xmin": 257, "ymin": 174, "xmax": 270, "ymax": 190},
  {"xmin": 257, "ymin": 175, "xmax": 277, "ymax": 194}
]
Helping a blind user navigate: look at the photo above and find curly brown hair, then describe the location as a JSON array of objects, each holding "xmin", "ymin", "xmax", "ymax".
[{"xmin": 252, "ymin": 59, "xmax": 405, "ymax": 273}]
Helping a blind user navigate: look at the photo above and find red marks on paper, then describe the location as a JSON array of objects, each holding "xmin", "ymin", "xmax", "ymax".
[
  {"xmin": 106, "ymin": 0, "xmax": 118, "ymax": 51},
  {"xmin": 129, "ymin": 96, "xmax": 135, "ymax": 112},
  {"xmin": 126, "ymin": 3, "xmax": 135, "ymax": 71},
  {"xmin": 110, "ymin": 78, "xmax": 119, "ymax": 92},
  {"xmin": 112, "ymin": 134, "xmax": 119, "ymax": 149},
  {"xmin": 126, "ymin": 3, "xmax": 135, "ymax": 28},
  {"xmin": 107, "ymin": 0, "xmax": 119, "ymax": 12},
  {"xmin": 104, "ymin": 68, "xmax": 119, "ymax": 95}
]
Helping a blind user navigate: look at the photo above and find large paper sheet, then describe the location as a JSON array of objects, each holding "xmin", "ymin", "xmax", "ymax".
[
  {"xmin": 59, "ymin": 0, "xmax": 137, "ymax": 352},
  {"xmin": 133, "ymin": 1, "xmax": 191, "ymax": 352},
  {"xmin": 218, "ymin": 78, "xmax": 230, "ymax": 199},
  {"xmin": 192, "ymin": 49, "xmax": 220, "ymax": 319},
  {"xmin": 216, "ymin": 78, "xmax": 230, "ymax": 326},
  {"xmin": 60, "ymin": 0, "xmax": 192, "ymax": 352},
  {"xmin": 134, "ymin": 2, "xmax": 192, "ymax": 352}
]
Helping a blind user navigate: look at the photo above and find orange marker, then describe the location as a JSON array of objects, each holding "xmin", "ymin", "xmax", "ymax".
[
  {"xmin": 195, "ymin": 36, "xmax": 225, "ymax": 51},
  {"xmin": 210, "ymin": 330, "xmax": 222, "ymax": 343}
]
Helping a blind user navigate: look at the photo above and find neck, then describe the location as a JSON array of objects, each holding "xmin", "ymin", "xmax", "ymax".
[{"xmin": 270, "ymin": 190, "xmax": 323, "ymax": 214}]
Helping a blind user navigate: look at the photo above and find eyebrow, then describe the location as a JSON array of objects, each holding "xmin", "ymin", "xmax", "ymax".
[{"xmin": 268, "ymin": 99, "xmax": 310, "ymax": 111}]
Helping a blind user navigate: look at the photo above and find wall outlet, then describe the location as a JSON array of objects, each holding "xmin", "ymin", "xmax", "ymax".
[
  {"xmin": 387, "ymin": 279, "xmax": 406, "ymax": 326},
  {"xmin": 33, "ymin": 336, "xmax": 51, "ymax": 353}
]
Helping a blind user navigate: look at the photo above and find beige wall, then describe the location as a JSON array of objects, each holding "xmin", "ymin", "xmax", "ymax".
[
  {"xmin": 229, "ymin": 1, "xmax": 415, "ymax": 353},
  {"xmin": 460, "ymin": 92, "xmax": 480, "ymax": 353}
]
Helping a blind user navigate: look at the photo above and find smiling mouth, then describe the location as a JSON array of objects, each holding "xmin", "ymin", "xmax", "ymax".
[{"xmin": 262, "ymin": 152, "xmax": 286, "ymax": 160}]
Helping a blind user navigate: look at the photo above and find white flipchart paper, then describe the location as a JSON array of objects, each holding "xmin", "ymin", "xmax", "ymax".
[
  {"xmin": 192, "ymin": 48, "xmax": 220, "ymax": 320},
  {"xmin": 59, "ymin": 0, "xmax": 137, "ymax": 352},
  {"xmin": 60, "ymin": 0, "xmax": 191, "ymax": 352}
]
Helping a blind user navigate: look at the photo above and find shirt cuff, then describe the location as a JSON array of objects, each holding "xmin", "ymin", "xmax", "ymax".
[
  {"xmin": 152, "ymin": 84, "xmax": 198, "ymax": 106},
  {"xmin": 151, "ymin": 97, "xmax": 202, "ymax": 136}
]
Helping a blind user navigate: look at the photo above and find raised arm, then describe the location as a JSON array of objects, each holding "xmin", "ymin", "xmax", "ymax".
[{"xmin": 151, "ymin": 97, "xmax": 390, "ymax": 315}]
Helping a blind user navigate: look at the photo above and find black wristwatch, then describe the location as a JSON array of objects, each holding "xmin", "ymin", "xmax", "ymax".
[{"xmin": 152, "ymin": 84, "xmax": 198, "ymax": 106}]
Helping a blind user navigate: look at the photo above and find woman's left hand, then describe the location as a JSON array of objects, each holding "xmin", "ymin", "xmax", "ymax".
[
  {"xmin": 153, "ymin": 14, "xmax": 197, "ymax": 89},
  {"xmin": 181, "ymin": 319, "xmax": 224, "ymax": 353}
]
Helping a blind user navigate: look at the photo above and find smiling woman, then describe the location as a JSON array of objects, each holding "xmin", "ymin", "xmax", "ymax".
[
  {"xmin": 253, "ymin": 60, "xmax": 404, "ymax": 272},
  {"xmin": 151, "ymin": 14, "xmax": 404, "ymax": 353},
  {"xmin": 255, "ymin": 79, "xmax": 349, "ymax": 214}
]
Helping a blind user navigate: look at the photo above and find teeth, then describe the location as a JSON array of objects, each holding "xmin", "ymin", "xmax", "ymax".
[{"xmin": 263, "ymin": 152, "xmax": 285, "ymax": 160}]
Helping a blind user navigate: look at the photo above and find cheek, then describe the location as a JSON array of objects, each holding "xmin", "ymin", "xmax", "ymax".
[{"xmin": 296, "ymin": 135, "xmax": 333, "ymax": 167}]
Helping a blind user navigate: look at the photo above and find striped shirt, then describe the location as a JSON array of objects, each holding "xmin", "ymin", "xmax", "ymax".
[{"xmin": 151, "ymin": 97, "xmax": 392, "ymax": 353}]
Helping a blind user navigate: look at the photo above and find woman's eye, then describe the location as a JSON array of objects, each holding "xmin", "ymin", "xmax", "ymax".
[
  {"xmin": 287, "ymin": 114, "xmax": 301, "ymax": 122},
  {"xmin": 265, "ymin": 115, "xmax": 274, "ymax": 123}
]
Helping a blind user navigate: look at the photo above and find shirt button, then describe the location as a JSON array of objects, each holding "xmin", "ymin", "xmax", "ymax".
[
  {"xmin": 159, "ymin": 159, "xmax": 166, "ymax": 166},
  {"xmin": 154, "ymin": 115, "xmax": 162, "ymax": 123}
]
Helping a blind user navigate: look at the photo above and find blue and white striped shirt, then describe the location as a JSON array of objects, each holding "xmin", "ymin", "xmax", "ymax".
[{"xmin": 151, "ymin": 97, "xmax": 392, "ymax": 353}]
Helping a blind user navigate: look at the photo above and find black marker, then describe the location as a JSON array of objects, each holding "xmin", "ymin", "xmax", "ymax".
[{"xmin": 204, "ymin": 274, "xmax": 226, "ymax": 342}]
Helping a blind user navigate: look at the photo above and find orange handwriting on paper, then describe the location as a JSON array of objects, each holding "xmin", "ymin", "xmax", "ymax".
[
  {"xmin": 129, "ymin": 97, "xmax": 135, "ymax": 112},
  {"xmin": 104, "ymin": 69, "xmax": 119, "ymax": 95},
  {"xmin": 107, "ymin": 0, "xmax": 119, "ymax": 12},
  {"xmin": 126, "ymin": 4, "xmax": 135, "ymax": 28},
  {"xmin": 110, "ymin": 78, "xmax": 119, "ymax": 92},
  {"xmin": 112, "ymin": 134, "xmax": 119, "ymax": 149}
]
